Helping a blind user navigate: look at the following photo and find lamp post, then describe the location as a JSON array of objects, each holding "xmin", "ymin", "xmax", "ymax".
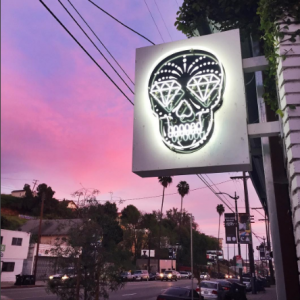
[
  {"xmin": 216, "ymin": 192, "xmax": 243, "ymax": 284},
  {"xmin": 190, "ymin": 214, "xmax": 194, "ymax": 300}
]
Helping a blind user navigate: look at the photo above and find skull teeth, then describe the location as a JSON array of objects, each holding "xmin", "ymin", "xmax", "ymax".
[{"xmin": 168, "ymin": 122, "xmax": 203, "ymax": 142}]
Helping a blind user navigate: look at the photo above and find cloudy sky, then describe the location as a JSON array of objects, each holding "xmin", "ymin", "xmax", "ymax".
[{"xmin": 2, "ymin": 0, "xmax": 267, "ymax": 260}]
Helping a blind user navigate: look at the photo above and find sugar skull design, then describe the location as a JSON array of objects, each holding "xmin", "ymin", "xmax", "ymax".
[{"xmin": 148, "ymin": 49, "xmax": 225, "ymax": 153}]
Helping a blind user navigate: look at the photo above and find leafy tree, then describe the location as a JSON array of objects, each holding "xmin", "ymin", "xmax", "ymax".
[
  {"xmin": 120, "ymin": 205, "xmax": 141, "ymax": 262},
  {"xmin": 47, "ymin": 202, "xmax": 126, "ymax": 300},
  {"xmin": 177, "ymin": 181, "xmax": 190, "ymax": 224},
  {"xmin": 216, "ymin": 204, "xmax": 225, "ymax": 273},
  {"xmin": 23, "ymin": 184, "xmax": 33, "ymax": 199}
]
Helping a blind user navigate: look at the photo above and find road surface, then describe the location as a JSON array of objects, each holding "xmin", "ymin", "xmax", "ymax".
[{"xmin": 1, "ymin": 278, "xmax": 198, "ymax": 300}]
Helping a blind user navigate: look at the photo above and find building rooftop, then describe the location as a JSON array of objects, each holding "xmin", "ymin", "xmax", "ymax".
[{"xmin": 19, "ymin": 219, "xmax": 83, "ymax": 236}]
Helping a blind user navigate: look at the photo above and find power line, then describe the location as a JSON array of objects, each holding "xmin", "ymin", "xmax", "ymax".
[
  {"xmin": 59, "ymin": 0, "xmax": 134, "ymax": 95},
  {"xmin": 196, "ymin": 174, "xmax": 234, "ymax": 213},
  {"xmin": 67, "ymin": 0, "xmax": 134, "ymax": 85},
  {"xmin": 144, "ymin": 0, "xmax": 165, "ymax": 43},
  {"xmin": 154, "ymin": 0, "xmax": 173, "ymax": 42},
  {"xmin": 56, "ymin": 179, "xmax": 232, "ymax": 203},
  {"xmin": 197, "ymin": 174, "xmax": 233, "ymax": 210},
  {"xmin": 204, "ymin": 174, "xmax": 234, "ymax": 207},
  {"xmin": 1, "ymin": 177, "xmax": 33, "ymax": 181},
  {"xmin": 40, "ymin": 0, "xmax": 134, "ymax": 106},
  {"xmin": 88, "ymin": 0, "xmax": 155, "ymax": 45}
]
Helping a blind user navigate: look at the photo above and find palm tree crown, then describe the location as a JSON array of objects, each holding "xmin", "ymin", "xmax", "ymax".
[
  {"xmin": 177, "ymin": 181, "xmax": 190, "ymax": 197},
  {"xmin": 177, "ymin": 181, "xmax": 190, "ymax": 225},
  {"xmin": 158, "ymin": 176, "xmax": 173, "ymax": 189},
  {"xmin": 216, "ymin": 204, "xmax": 225, "ymax": 217}
]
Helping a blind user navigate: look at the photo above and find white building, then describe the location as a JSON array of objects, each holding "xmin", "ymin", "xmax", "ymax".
[
  {"xmin": 11, "ymin": 190, "xmax": 26, "ymax": 198},
  {"xmin": 1, "ymin": 229, "xmax": 30, "ymax": 282}
]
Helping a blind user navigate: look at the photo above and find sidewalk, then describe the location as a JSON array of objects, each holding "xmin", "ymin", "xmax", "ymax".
[
  {"xmin": 1, "ymin": 281, "xmax": 46, "ymax": 289},
  {"xmin": 247, "ymin": 286, "xmax": 277, "ymax": 300}
]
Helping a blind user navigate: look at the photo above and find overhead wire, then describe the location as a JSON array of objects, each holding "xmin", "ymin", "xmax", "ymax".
[
  {"xmin": 144, "ymin": 0, "xmax": 165, "ymax": 43},
  {"xmin": 154, "ymin": 0, "xmax": 173, "ymax": 41},
  {"xmin": 58, "ymin": 0, "xmax": 134, "ymax": 95},
  {"xmin": 39, "ymin": 0, "xmax": 134, "ymax": 105},
  {"xmin": 204, "ymin": 174, "xmax": 234, "ymax": 207},
  {"xmin": 198, "ymin": 175, "xmax": 232, "ymax": 209},
  {"xmin": 196, "ymin": 174, "xmax": 234, "ymax": 213},
  {"xmin": 88, "ymin": 0, "xmax": 155, "ymax": 45},
  {"xmin": 67, "ymin": 0, "xmax": 134, "ymax": 85},
  {"xmin": 56, "ymin": 179, "xmax": 232, "ymax": 203}
]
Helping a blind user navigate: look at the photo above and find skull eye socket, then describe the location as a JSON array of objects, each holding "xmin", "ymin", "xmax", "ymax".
[
  {"xmin": 150, "ymin": 80, "xmax": 183, "ymax": 112},
  {"xmin": 187, "ymin": 73, "xmax": 221, "ymax": 107}
]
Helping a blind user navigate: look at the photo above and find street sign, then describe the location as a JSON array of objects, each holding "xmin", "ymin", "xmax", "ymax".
[
  {"xmin": 224, "ymin": 213, "xmax": 237, "ymax": 244},
  {"xmin": 238, "ymin": 213, "xmax": 252, "ymax": 244},
  {"xmin": 236, "ymin": 255, "xmax": 243, "ymax": 268}
]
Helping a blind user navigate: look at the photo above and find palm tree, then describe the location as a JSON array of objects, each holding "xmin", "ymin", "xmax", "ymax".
[
  {"xmin": 157, "ymin": 176, "xmax": 172, "ymax": 272},
  {"xmin": 177, "ymin": 181, "xmax": 190, "ymax": 225},
  {"xmin": 216, "ymin": 204, "xmax": 225, "ymax": 274},
  {"xmin": 158, "ymin": 177, "xmax": 173, "ymax": 218}
]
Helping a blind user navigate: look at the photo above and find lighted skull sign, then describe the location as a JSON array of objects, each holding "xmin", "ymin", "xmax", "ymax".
[{"xmin": 148, "ymin": 49, "xmax": 225, "ymax": 153}]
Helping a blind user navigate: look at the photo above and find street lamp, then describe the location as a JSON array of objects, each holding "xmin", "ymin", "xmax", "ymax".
[{"xmin": 216, "ymin": 192, "xmax": 243, "ymax": 284}]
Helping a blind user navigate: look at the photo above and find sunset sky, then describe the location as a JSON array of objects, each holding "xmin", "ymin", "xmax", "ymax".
[{"xmin": 2, "ymin": 0, "xmax": 267, "ymax": 260}]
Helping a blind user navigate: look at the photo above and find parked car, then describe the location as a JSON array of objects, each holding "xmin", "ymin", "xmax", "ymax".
[
  {"xmin": 200, "ymin": 272, "xmax": 210, "ymax": 280},
  {"xmin": 149, "ymin": 272, "xmax": 160, "ymax": 281},
  {"xmin": 179, "ymin": 271, "xmax": 190, "ymax": 279},
  {"xmin": 157, "ymin": 287, "xmax": 202, "ymax": 300},
  {"xmin": 132, "ymin": 270, "xmax": 149, "ymax": 281},
  {"xmin": 120, "ymin": 271, "xmax": 133, "ymax": 281},
  {"xmin": 160, "ymin": 270, "xmax": 178, "ymax": 281},
  {"xmin": 200, "ymin": 280, "xmax": 232, "ymax": 300},
  {"xmin": 49, "ymin": 267, "xmax": 76, "ymax": 283},
  {"xmin": 176, "ymin": 271, "xmax": 182, "ymax": 280}
]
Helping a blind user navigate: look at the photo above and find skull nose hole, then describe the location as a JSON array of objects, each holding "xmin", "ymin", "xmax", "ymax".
[{"xmin": 176, "ymin": 100, "xmax": 194, "ymax": 122}]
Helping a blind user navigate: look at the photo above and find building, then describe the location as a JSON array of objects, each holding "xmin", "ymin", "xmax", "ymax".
[
  {"xmin": 0, "ymin": 229, "xmax": 31, "ymax": 282},
  {"xmin": 19, "ymin": 219, "xmax": 82, "ymax": 279},
  {"xmin": 11, "ymin": 190, "xmax": 26, "ymax": 198}
]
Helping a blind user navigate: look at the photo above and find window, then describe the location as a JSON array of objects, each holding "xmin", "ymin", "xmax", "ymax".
[
  {"xmin": 12, "ymin": 237, "xmax": 22, "ymax": 246},
  {"xmin": 1, "ymin": 236, "xmax": 3, "ymax": 244},
  {"xmin": 2, "ymin": 262, "xmax": 15, "ymax": 272}
]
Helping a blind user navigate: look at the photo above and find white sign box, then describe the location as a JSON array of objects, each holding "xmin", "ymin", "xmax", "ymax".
[{"xmin": 132, "ymin": 29, "xmax": 251, "ymax": 177}]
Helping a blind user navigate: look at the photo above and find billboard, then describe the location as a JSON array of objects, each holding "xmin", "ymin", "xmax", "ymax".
[
  {"xmin": 141, "ymin": 249, "xmax": 155, "ymax": 257},
  {"xmin": 132, "ymin": 29, "xmax": 250, "ymax": 177},
  {"xmin": 224, "ymin": 213, "xmax": 237, "ymax": 244},
  {"xmin": 238, "ymin": 213, "xmax": 252, "ymax": 244},
  {"xmin": 206, "ymin": 250, "xmax": 223, "ymax": 265}
]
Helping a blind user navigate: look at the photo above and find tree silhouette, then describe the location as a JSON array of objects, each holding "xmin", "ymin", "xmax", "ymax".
[{"xmin": 177, "ymin": 181, "xmax": 190, "ymax": 225}]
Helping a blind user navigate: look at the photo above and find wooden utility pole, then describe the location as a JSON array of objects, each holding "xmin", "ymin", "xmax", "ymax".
[
  {"xmin": 230, "ymin": 173, "xmax": 256, "ymax": 294},
  {"xmin": 33, "ymin": 191, "xmax": 45, "ymax": 281}
]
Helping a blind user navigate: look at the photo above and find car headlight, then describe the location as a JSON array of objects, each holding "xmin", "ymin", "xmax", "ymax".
[
  {"xmin": 168, "ymin": 274, "xmax": 172, "ymax": 278},
  {"xmin": 62, "ymin": 275, "xmax": 69, "ymax": 280},
  {"xmin": 225, "ymin": 275, "xmax": 228, "ymax": 278},
  {"xmin": 160, "ymin": 273, "xmax": 163, "ymax": 277},
  {"xmin": 49, "ymin": 276, "xmax": 54, "ymax": 280}
]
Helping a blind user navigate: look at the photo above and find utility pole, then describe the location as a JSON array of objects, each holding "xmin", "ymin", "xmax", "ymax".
[
  {"xmin": 216, "ymin": 192, "xmax": 243, "ymax": 283},
  {"xmin": 32, "ymin": 179, "xmax": 38, "ymax": 192},
  {"xmin": 33, "ymin": 192, "xmax": 45, "ymax": 281},
  {"xmin": 231, "ymin": 173, "xmax": 257, "ymax": 293},
  {"xmin": 253, "ymin": 207, "xmax": 275, "ymax": 284},
  {"xmin": 227, "ymin": 243, "xmax": 229, "ymax": 275},
  {"xmin": 190, "ymin": 214, "xmax": 194, "ymax": 300}
]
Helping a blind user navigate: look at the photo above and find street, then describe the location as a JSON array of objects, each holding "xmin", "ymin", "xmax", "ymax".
[{"xmin": 1, "ymin": 279, "xmax": 198, "ymax": 300}]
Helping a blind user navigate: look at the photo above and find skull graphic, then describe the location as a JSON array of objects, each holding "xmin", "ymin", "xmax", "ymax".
[{"xmin": 148, "ymin": 49, "xmax": 225, "ymax": 153}]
